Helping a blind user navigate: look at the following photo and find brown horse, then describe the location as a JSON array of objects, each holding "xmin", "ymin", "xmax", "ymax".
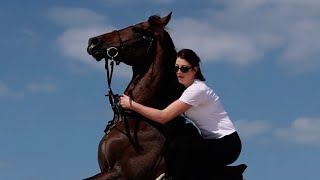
[
  {"xmin": 86, "ymin": 13, "xmax": 246, "ymax": 180},
  {"xmin": 86, "ymin": 13, "xmax": 188, "ymax": 180}
]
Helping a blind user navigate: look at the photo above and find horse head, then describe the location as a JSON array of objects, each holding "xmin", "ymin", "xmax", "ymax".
[{"xmin": 87, "ymin": 13, "xmax": 172, "ymax": 66}]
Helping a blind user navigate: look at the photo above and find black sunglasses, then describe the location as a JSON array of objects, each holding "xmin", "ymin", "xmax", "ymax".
[{"xmin": 174, "ymin": 65, "xmax": 193, "ymax": 73}]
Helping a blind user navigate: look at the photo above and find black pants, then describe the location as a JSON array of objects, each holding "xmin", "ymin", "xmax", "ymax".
[{"xmin": 165, "ymin": 124, "xmax": 242, "ymax": 180}]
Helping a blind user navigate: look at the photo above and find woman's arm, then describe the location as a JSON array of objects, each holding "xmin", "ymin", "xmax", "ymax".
[{"xmin": 119, "ymin": 94, "xmax": 191, "ymax": 124}]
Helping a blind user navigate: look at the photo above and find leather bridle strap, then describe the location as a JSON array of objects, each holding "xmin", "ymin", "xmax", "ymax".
[
  {"xmin": 102, "ymin": 29, "xmax": 156, "ymax": 151},
  {"xmin": 103, "ymin": 58, "xmax": 143, "ymax": 151}
]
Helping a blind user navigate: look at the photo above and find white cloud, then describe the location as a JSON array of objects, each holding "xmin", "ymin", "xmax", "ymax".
[
  {"xmin": 0, "ymin": 81, "xmax": 12, "ymax": 96},
  {"xmin": 235, "ymin": 117, "xmax": 320, "ymax": 145},
  {"xmin": 47, "ymin": 7, "xmax": 106, "ymax": 27},
  {"xmin": 49, "ymin": 7, "xmax": 135, "ymax": 77},
  {"xmin": 48, "ymin": 7, "xmax": 113, "ymax": 68},
  {"xmin": 170, "ymin": 18, "xmax": 263, "ymax": 66},
  {"xmin": 274, "ymin": 117, "xmax": 320, "ymax": 145},
  {"xmin": 0, "ymin": 81, "xmax": 58, "ymax": 98},
  {"xmin": 55, "ymin": 26, "xmax": 132, "ymax": 77},
  {"xmin": 48, "ymin": 7, "xmax": 115, "ymax": 71},
  {"xmin": 234, "ymin": 119, "xmax": 272, "ymax": 138},
  {"xmin": 51, "ymin": 1, "xmax": 320, "ymax": 74},
  {"xmin": 56, "ymin": 26, "xmax": 111, "ymax": 65},
  {"xmin": 0, "ymin": 81, "xmax": 23, "ymax": 99},
  {"xmin": 27, "ymin": 82, "xmax": 57, "ymax": 93},
  {"xmin": 168, "ymin": 0, "xmax": 320, "ymax": 72}
]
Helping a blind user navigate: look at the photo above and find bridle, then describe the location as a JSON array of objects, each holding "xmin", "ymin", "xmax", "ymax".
[
  {"xmin": 104, "ymin": 29, "xmax": 155, "ymax": 65},
  {"xmin": 104, "ymin": 29, "xmax": 155, "ymax": 118},
  {"xmin": 102, "ymin": 29, "xmax": 155, "ymax": 151}
]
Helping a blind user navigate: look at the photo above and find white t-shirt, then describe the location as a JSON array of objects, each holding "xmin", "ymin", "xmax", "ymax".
[{"xmin": 179, "ymin": 79, "xmax": 236, "ymax": 139}]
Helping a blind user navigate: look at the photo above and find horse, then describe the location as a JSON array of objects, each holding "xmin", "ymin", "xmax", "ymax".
[
  {"xmin": 86, "ymin": 13, "xmax": 247, "ymax": 180},
  {"xmin": 85, "ymin": 12, "xmax": 187, "ymax": 180}
]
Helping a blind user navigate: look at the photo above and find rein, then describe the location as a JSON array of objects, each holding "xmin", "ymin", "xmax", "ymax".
[
  {"xmin": 103, "ymin": 54, "xmax": 143, "ymax": 151},
  {"xmin": 102, "ymin": 30, "xmax": 155, "ymax": 151}
]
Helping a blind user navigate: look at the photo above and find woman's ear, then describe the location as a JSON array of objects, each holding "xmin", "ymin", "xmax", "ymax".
[
  {"xmin": 192, "ymin": 66, "xmax": 199, "ymax": 77},
  {"xmin": 193, "ymin": 66, "xmax": 199, "ymax": 73}
]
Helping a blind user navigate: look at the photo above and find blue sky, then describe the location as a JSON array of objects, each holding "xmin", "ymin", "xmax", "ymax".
[{"xmin": 1, "ymin": 0, "xmax": 320, "ymax": 179}]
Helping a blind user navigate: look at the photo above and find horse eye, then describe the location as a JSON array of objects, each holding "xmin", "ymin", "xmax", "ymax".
[
  {"xmin": 132, "ymin": 27, "xmax": 143, "ymax": 34},
  {"xmin": 132, "ymin": 28, "xmax": 138, "ymax": 33}
]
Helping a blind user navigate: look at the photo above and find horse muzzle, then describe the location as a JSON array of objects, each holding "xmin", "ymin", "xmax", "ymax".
[{"xmin": 87, "ymin": 37, "xmax": 105, "ymax": 61}]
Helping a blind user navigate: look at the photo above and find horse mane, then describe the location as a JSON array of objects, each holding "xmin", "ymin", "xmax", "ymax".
[
  {"xmin": 163, "ymin": 31, "xmax": 177, "ymax": 70},
  {"xmin": 157, "ymin": 28, "xmax": 185, "ymax": 107}
]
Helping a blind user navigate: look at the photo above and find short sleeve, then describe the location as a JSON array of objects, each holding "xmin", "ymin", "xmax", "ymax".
[{"xmin": 179, "ymin": 83, "xmax": 205, "ymax": 107}]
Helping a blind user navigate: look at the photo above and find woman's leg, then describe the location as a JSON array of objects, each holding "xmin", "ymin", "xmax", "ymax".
[{"xmin": 201, "ymin": 132, "xmax": 242, "ymax": 177}]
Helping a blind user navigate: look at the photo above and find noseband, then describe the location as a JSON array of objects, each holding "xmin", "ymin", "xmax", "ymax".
[{"xmin": 104, "ymin": 31, "xmax": 121, "ymax": 65}]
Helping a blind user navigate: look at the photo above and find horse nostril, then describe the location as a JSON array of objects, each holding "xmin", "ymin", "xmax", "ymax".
[
  {"xmin": 91, "ymin": 37, "xmax": 100, "ymax": 46},
  {"xmin": 87, "ymin": 37, "xmax": 101, "ymax": 55}
]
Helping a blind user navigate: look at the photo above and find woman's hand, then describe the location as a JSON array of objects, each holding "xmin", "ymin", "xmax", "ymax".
[{"xmin": 119, "ymin": 94, "xmax": 133, "ymax": 109}]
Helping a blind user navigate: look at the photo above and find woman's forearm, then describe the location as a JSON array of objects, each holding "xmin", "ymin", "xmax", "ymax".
[
  {"xmin": 120, "ymin": 94, "xmax": 191, "ymax": 124},
  {"xmin": 130, "ymin": 101, "xmax": 168, "ymax": 124}
]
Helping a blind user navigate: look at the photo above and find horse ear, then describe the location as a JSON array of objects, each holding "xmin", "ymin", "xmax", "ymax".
[
  {"xmin": 148, "ymin": 12, "xmax": 172, "ymax": 28},
  {"xmin": 148, "ymin": 12, "xmax": 172, "ymax": 36},
  {"xmin": 161, "ymin": 12, "xmax": 172, "ymax": 27}
]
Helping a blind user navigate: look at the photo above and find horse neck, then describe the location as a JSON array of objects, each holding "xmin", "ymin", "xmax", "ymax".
[{"xmin": 124, "ymin": 39, "xmax": 180, "ymax": 109}]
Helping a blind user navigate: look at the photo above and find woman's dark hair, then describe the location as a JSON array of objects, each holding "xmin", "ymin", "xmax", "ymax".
[{"xmin": 176, "ymin": 49, "xmax": 206, "ymax": 81}]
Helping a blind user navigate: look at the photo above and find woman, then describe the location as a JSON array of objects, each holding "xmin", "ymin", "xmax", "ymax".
[{"xmin": 120, "ymin": 49, "xmax": 242, "ymax": 180}]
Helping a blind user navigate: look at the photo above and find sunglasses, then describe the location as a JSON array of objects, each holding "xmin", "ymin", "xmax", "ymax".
[{"xmin": 174, "ymin": 65, "xmax": 193, "ymax": 73}]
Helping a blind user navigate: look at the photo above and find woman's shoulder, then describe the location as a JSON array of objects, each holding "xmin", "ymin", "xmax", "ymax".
[
  {"xmin": 184, "ymin": 80, "xmax": 209, "ymax": 95},
  {"xmin": 193, "ymin": 79, "xmax": 209, "ymax": 90}
]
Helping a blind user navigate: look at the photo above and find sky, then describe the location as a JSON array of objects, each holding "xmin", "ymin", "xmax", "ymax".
[{"xmin": 1, "ymin": 0, "xmax": 320, "ymax": 179}]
